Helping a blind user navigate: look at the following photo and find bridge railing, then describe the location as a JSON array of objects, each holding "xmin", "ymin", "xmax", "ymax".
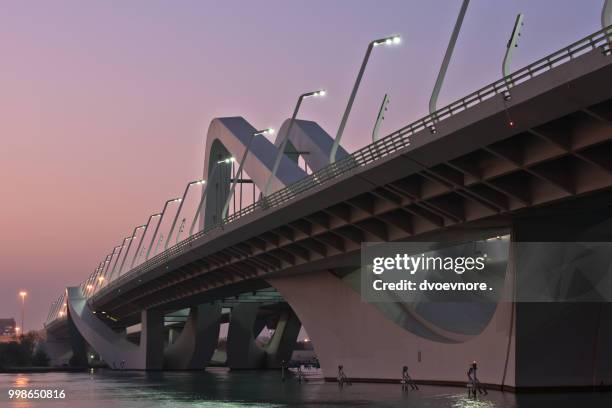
[
  {"xmin": 47, "ymin": 25, "xmax": 611, "ymax": 323},
  {"xmin": 224, "ymin": 25, "xmax": 612, "ymax": 221}
]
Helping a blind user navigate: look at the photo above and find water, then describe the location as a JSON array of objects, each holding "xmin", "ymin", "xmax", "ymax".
[{"xmin": 1, "ymin": 369, "xmax": 612, "ymax": 407}]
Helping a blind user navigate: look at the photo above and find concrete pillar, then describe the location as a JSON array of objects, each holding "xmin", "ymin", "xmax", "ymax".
[
  {"xmin": 42, "ymin": 331, "xmax": 74, "ymax": 367},
  {"xmin": 253, "ymin": 316, "xmax": 267, "ymax": 338},
  {"xmin": 164, "ymin": 304, "xmax": 222, "ymax": 369},
  {"xmin": 226, "ymin": 303, "xmax": 266, "ymax": 369},
  {"xmin": 264, "ymin": 310, "xmax": 301, "ymax": 368},
  {"xmin": 267, "ymin": 269, "xmax": 516, "ymax": 386},
  {"xmin": 141, "ymin": 309, "xmax": 164, "ymax": 370},
  {"xmin": 511, "ymin": 207, "xmax": 612, "ymax": 388},
  {"xmin": 265, "ymin": 202, "xmax": 612, "ymax": 389},
  {"xmin": 67, "ymin": 309, "xmax": 88, "ymax": 367},
  {"xmin": 66, "ymin": 287, "xmax": 165, "ymax": 370},
  {"xmin": 168, "ymin": 328, "xmax": 178, "ymax": 346}
]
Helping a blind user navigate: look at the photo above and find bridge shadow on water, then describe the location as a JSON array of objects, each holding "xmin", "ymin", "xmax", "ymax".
[{"xmin": 3, "ymin": 369, "xmax": 612, "ymax": 408}]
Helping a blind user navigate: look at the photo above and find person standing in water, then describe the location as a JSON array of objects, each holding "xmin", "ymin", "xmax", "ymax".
[
  {"xmin": 337, "ymin": 365, "xmax": 350, "ymax": 387},
  {"xmin": 401, "ymin": 366, "xmax": 419, "ymax": 390},
  {"xmin": 467, "ymin": 361, "xmax": 487, "ymax": 397}
]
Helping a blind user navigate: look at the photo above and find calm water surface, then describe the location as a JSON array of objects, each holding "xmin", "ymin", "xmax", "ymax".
[{"xmin": 2, "ymin": 368, "xmax": 612, "ymax": 407}]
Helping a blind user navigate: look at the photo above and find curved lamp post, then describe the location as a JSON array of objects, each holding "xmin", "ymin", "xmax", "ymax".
[
  {"xmin": 130, "ymin": 213, "xmax": 161, "ymax": 269},
  {"xmin": 263, "ymin": 90, "xmax": 325, "ymax": 197},
  {"xmin": 94, "ymin": 254, "xmax": 113, "ymax": 293},
  {"xmin": 329, "ymin": 34, "xmax": 401, "ymax": 164},
  {"xmin": 502, "ymin": 13, "xmax": 525, "ymax": 85},
  {"xmin": 103, "ymin": 245, "xmax": 122, "ymax": 283},
  {"xmin": 429, "ymin": 0, "xmax": 469, "ymax": 117},
  {"xmin": 188, "ymin": 157, "xmax": 235, "ymax": 236},
  {"xmin": 145, "ymin": 198, "xmax": 182, "ymax": 261},
  {"xmin": 164, "ymin": 179, "xmax": 205, "ymax": 251},
  {"xmin": 221, "ymin": 128, "xmax": 274, "ymax": 220},
  {"xmin": 117, "ymin": 224, "xmax": 146, "ymax": 276},
  {"xmin": 84, "ymin": 263, "xmax": 102, "ymax": 296},
  {"xmin": 107, "ymin": 235, "xmax": 134, "ymax": 283},
  {"xmin": 85, "ymin": 262, "xmax": 104, "ymax": 296},
  {"xmin": 603, "ymin": 0, "xmax": 611, "ymax": 29}
]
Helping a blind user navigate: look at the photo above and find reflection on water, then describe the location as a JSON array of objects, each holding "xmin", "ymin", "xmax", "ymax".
[
  {"xmin": 13, "ymin": 375, "xmax": 30, "ymax": 387},
  {"xmin": 1, "ymin": 368, "xmax": 611, "ymax": 407}
]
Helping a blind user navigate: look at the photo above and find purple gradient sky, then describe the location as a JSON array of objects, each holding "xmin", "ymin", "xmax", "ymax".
[{"xmin": 0, "ymin": 1, "xmax": 602, "ymax": 330}]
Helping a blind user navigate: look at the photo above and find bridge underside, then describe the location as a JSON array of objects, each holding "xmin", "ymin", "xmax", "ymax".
[{"xmin": 45, "ymin": 43, "xmax": 612, "ymax": 390}]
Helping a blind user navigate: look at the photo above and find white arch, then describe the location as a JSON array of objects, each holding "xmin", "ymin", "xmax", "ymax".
[
  {"xmin": 203, "ymin": 117, "xmax": 306, "ymax": 193},
  {"xmin": 274, "ymin": 118, "xmax": 349, "ymax": 174}
]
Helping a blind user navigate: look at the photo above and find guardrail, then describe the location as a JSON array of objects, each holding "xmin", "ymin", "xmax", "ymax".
[{"xmin": 46, "ymin": 25, "xmax": 611, "ymax": 326}]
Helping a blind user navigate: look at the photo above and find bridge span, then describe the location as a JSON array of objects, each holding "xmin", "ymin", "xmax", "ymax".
[{"xmin": 45, "ymin": 27, "xmax": 612, "ymax": 391}]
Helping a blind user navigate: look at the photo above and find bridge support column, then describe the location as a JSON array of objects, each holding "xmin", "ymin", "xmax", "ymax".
[
  {"xmin": 164, "ymin": 304, "xmax": 222, "ymax": 369},
  {"xmin": 66, "ymin": 287, "xmax": 164, "ymax": 370},
  {"xmin": 268, "ymin": 202, "xmax": 612, "ymax": 389},
  {"xmin": 43, "ymin": 331, "xmax": 76, "ymax": 367},
  {"xmin": 226, "ymin": 303, "xmax": 266, "ymax": 369},
  {"xmin": 264, "ymin": 309, "xmax": 301, "ymax": 368},
  {"xmin": 511, "ymin": 207, "xmax": 612, "ymax": 389},
  {"xmin": 67, "ymin": 310, "xmax": 88, "ymax": 367},
  {"xmin": 141, "ymin": 309, "xmax": 164, "ymax": 370},
  {"xmin": 268, "ymin": 268, "xmax": 517, "ymax": 387}
]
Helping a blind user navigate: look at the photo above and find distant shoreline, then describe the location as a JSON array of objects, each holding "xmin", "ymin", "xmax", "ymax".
[{"xmin": 0, "ymin": 367, "xmax": 87, "ymax": 373}]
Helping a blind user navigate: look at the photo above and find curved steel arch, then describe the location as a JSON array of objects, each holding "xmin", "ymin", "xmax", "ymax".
[
  {"xmin": 199, "ymin": 117, "xmax": 346, "ymax": 227},
  {"xmin": 274, "ymin": 118, "xmax": 349, "ymax": 173}
]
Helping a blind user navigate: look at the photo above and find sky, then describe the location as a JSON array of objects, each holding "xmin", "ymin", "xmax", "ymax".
[{"xmin": 0, "ymin": 0, "xmax": 604, "ymax": 330}]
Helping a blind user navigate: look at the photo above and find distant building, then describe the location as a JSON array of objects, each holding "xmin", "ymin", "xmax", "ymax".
[{"xmin": 0, "ymin": 318, "xmax": 17, "ymax": 341}]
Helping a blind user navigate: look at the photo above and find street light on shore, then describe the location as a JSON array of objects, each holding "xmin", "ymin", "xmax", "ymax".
[
  {"xmin": 329, "ymin": 34, "xmax": 401, "ymax": 164},
  {"xmin": 19, "ymin": 291, "xmax": 27, "ymax": 335},
  {"xmin": 222, "ymin": 129, "xmax": 274, "ymax": 220},
  {"xmin": 263, "ymin": 90, "xmax": 326, "ymax": 197}
]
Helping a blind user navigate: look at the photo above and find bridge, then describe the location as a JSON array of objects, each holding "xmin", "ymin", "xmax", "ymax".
[{"xmin": 44, "ymin": 26, "xmax": 612, "ymax": 391}]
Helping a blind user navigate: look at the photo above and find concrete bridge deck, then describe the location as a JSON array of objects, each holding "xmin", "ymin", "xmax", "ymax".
[
  {"xmin": 90, "ymin": 35, "xmax": 612, "ymax": 320},
  {"xmin": 45, "ymin": 27, "xmax": 612, "ymax": 390}
]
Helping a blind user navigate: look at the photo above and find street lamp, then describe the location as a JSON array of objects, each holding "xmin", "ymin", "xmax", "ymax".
[
  {"xmin": 100, "ymin": 245, "xmax": 122, "ymax": 287},
  {"xmin": 93, "ymin": 255, "xmax": 112, "ymax": 293},
  {"xmin": 107, "ymin": 235, "xmax": 137, "ymax": 283},
  {"xmin": 329, "ymin": 34, "xmax": 401, "ymax": 164},
  {"xmin": 15, "ymin": 326, "xmax": 21, "ymax": 337},
  {"xmin": 429, "ymin": 0, "xmax": 469, "ymax": 116},
  {"xmin": 117, "ymin": 225, "xmax": 146, "ymax": 276},
  {"xmin": 221, "ymin": 128, "xmax": 274, "ymax": 220},
  {"xmin": 85, "ymin": 262, "xmax": 103, "ymax": 296},
  {"xmin": 502, "ymin": 13, "xmax": 524, "ymax": 85},
  {"xmin": 263, "ymin": 90, "xmax": 326, "ymax": 197},
  {"xmin": 145, "ymin": 198, "xmax": 182, "ymax": 261},
  {"xmin": 19, "ymin": 291, "xmax": 26, "ymax": 334},
  {"xmin": 165, "ymin": 179, "xmax": 206, "ymax": 251},
  {"xmin": 130, "ymin": 213, "xmax": 162, "ymax": 269},
  {"xmin": 188, "ymin": 157, "xmax": 236, "ymax": 236}
]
